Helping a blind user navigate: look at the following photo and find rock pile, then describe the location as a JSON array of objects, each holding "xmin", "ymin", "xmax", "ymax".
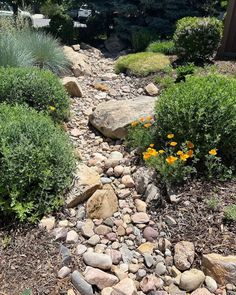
[{"xmin": 39, "ymin": 44, "xmax": 236, "ymax": 295}]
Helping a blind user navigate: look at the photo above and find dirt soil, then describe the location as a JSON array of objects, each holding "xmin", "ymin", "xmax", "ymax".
[{"xmin": 151, "ymin": 179, "xmax": 236, "ymax": 268}]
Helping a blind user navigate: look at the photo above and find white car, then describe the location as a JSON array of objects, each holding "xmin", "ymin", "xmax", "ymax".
[
  {"xmin": 0, "ymin": 1, "xmax": 32, "ymax": 24},
  {"xmin": 78, "ymin": 5, "xmax": 92, "ymax": 19}
]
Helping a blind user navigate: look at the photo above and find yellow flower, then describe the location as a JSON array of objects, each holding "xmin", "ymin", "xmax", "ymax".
[
  {"xmin": 177, "ymin": 150, "xmax": 184, "ymax": 156},
  {"xmin": 143, "ymin": 152, "xmax": 151, "ymax": 160},
  {"xmin": 144, "ymin": 123, "xmax": 152, "ymax": 128},
  {"xmin": 166, "ymin": 156, "xmax": 178, "ymax": 165},
  {"xmin": 170, "ymin": 141, "xmax": 178, "ymax": 147},
  {"xmin": 147, "ymin": 148, "xmax": 158, "ymax": 157},
  {"xmin": 139, "ymin": 117, "xmax": 145, "ymax": 122},
  {"xmin": 187, "ymin": 149, "xmax": 194, "ymax": 157},
  {"xmin": 167, "ymin": 133, "xmax": 174, "ymax": 139},
  {"xmin": 187, "ymin": 141, "xmax": 194, "ymax": 149},
  {"xmin": 49, "ymin": 106, "xmax": 56, "ymax": 111},
  {"xmin": 150, "ymin": 144, "xmax": 154, "ymax": 147},
  {"xmin": 209, "ymin": 149, "xmax": 217, "ymax": 156},
  {"xmin": 146, "ymin": 116, "xmax": 153, "ymax": 121},
  {"xmin": 159, "ymin": 149, "xmax": 165, "ymax": 154},
  {"xmin": 131, "ymin": 121, "xmax": 138, "ymax": 127},
  {"xmin": 180, "ymin": 153, "xmax": 190, "ymax": 161}
]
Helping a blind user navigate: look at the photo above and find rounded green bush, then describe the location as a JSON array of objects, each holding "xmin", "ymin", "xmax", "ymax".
[
  {"xmin": 0, "ymin": 67, "xmax": 70, "ymax": 122},
  {"xmin": 0, "ymin": 104, "xmax": 75, "ymax": 222},
  {"xmin": 173, "ymin": 17, "xmax": 223, "ymax": 61},
  {"xmin": 155, "ymin": 75, "xmax": 236, "ymax": 168},
  {"xmin": 115, "ymin": 52, "xmax": 170, "ymax": 77}
]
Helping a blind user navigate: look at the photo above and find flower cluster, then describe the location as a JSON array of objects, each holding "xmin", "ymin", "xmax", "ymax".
[
  {"xmin": 131, "ymin": 116, "xmax": 154, "ymax": 129},
  {"xmin": 142, "ymin": 133, "xmax": 196, "ymax": 166}
]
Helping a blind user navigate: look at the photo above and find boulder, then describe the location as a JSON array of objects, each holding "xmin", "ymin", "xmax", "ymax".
[
  {"xmin": 66, "ymin": 164, "xmax": 101, "ymax": 208},
  {"xmin": 145, "ymin": 83, "xmax": 159, "ymax": 96},
  {"xmin": 202, "ymin": 253, "xmax": 236, "ymax": 285},
  {"xmin": 104, "ymin": 35, "xmax": 126, "ymax": 53},
  {"xmin": 62, "ymin": 77, "xmax": 83, "ymax": 97},
  {"xmin": 63, "ymin": 46, "xmax": 91, "ymax": 76},
  {"xmin": 86, "ymin": 185, "xmax": 118, "ymax": 219},
  {"xmin": 89, "ymin": 96, "xmax": 156, "ymax": 139}
]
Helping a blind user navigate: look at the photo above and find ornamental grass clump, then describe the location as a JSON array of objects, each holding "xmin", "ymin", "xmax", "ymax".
[
  {"xmin": 0, "ymin": 104, "xmax": 75, "ymax": 222},
  {"xmin": 0, "ymin": 67, "xmax": 70, "ymax": 122}
]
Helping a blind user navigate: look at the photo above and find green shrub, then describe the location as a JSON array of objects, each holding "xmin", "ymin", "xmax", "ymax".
[
  {"xmin": 174, "ymin": 17, "xmax": 223, "ymax": 61},
  {"xmin": 0, "ymin": 30, "xmax": 68, "ymax": 74},
  {"xmin": 155, "ymin": 76, "xmax": 176, "ymax": 90},
  {"xmin": 0, "ymin": 104, "xmax": 75, "ymax": 222},
  {"xmin": 147, "ymin": 40, "xmax": 176, "ymax": 55},
  {"xmin": 155, "ymin": 75, "xmax": 236, "ymax": 169},
  {"xmin": 224, "ymin": 205, "xmax": 236, "ymax": 221},
  {"xmin": 176, "ymin": 63, "xmax": 196, "ymax": 82},
  {"xmin": 131, "ymin": 28, "xmax": 156, "ymax": 52},
  {"xmin": 115, "ymin": 52, "xmax": 170, "ymax": 77},
  {"xmin": 49, "ymin": 12, "xmax": 74, "ymax": 44},
  {"xmin": 0, "ymin": 67, "xmax": 70, "ymax": 121}
]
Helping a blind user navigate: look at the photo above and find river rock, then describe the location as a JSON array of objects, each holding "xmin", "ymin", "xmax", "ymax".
[
  {"xmin": 83, "ymin": 252, "xmax": 112, "ymax": 270},
  {"xmin": 174, "ymin": 241, "xmax": 195, "ymax": 271},
  {"xmin": 66, "ymin": 164, "xmax": 101, "ymax": 207},
  {"xmin": 86, "ymin": 186, "xmax": 118, "ymax": 219},
  {"xmin": 71, "ymin": 270, "xmax": 93, "ymax": 295},
  {"xmin": 191, "ymin": 288, "xmax": 213, "ymax": 295},
  {"xmin": 84, "ymin": 266, "xmax": 118, "ymax": 289},
  {"xmin": 202, "ymin": 253, "xmax": 236, "ymax": 285},
  {"xmin": 179, "ymin": 269, "xmax": 205, "ymax": 292},
  {"xmin": 89, "ymin": 96, "xmax": 156, "ymax": 139},
  {"xmin": 112, "ymin": 278, "xmax": 138, "ymax": 295}
]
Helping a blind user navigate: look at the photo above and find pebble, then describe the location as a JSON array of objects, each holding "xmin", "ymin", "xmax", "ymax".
[
  {"xmin": 135, "ymin": 199, "xmax": 147, "ymax": 212},
  {"xmin": 84, "ymin": 266, "xmax": 118, "ymax": 289},
  {"xmin": 143, "ymin": 226, "xmax": 158, "ymax": 242},
  {"xmin": 58, "ymin": 266, "xmax": 71, "ymax": 279},
  {"xmin": 155, "ymin": 262, "xmax": 167, "ymax": 276},
  {"xmin": 95, "ymin": 225, "xmax": 112, "ymax": 235},
  {"xmin": 205, "ymin": 276, "xmax": 218, "ymax": 292},
  {"xmin": 39, "ymin": 216, "xmax": 55, "ymax": 231},
  {"xmin": 83, "ymin": 252, "xmax": 112, "ymax": 270},
  {"xmin": 179, "ymin": 269, "xmax": 205, "ymax": 292},
  {"xmin": 131, "ymin": 213, "xmax": 150, "ymax": 224},
  {"xmin": 81, "ymin": 220, "xmax": 95, "ymax": 238},
  {"xmin": 121, "ymin": 175, "xmax": 135, "ymax": 188},
  {"xmin": 144, "ymin": 253, "xmax": 155, "ymax": 268},
  {"xmin": 87, "ymin": 234, "xmax": 100, "ymax": 246},
  {"xmin": 71, "ymin": 270, "xmax": 93, "ymax": 295},
  {"xmin": 66, "ymin": 230, "xmax": 79, "ymax": 243},
  {"xmin": 112, "ymin": 278, "xmax": 137, "ymax": 295},
  {"xmin": 76, "ymin": 244, "xmax": 87, "ymax": 255}
]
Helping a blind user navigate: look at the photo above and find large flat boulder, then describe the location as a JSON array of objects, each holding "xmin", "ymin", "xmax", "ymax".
[
  {"xmin": 202, "ymin": 253, "xmax": 236, "ymax": 285},
  {"xmin": 89, "ymin": 96, "xmax": 156, "ymax": 139}
]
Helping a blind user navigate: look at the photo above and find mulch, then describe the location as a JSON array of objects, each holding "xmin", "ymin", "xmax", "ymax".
[{"xmin": 151, "ymin": 179, "xmax": 236, "ymax": 268}]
